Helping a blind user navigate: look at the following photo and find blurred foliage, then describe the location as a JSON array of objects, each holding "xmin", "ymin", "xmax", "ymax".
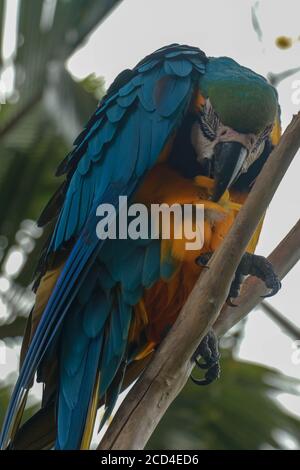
[
  {"xmin": 0, "ymin": 381, "xmax": 38, "ymax": 428},
  {"xmin": 276, "ymin": 36, "xmax": 293, "ymax": 50},
  {"xmin": 79, "ymin": 73, "xmax": 106, "ymax": 100},
  {"xmin": 0, "ymin": 71, "xmax": 105, "ymax": 287},
  {"xmin": 0, "ymin": 0, "xmax": 110, "ymax": 331},
  {"xmin": 0, "ymin": 0, "xmax": 109, "ymax": 442},
  {"xmin": 0, "ymin": 0, "xmax": 111, "ymax": 444},
  {"xmin": 148, "ymin": 349, "xmax": 300, "ymax": 450}
]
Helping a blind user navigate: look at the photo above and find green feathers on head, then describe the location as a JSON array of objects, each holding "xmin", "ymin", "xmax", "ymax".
[{"xmin": 199, "ymin": 57, "xmax": 278, "ymax": 134}]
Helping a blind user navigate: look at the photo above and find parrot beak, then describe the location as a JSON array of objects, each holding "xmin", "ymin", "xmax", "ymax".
[{"xmin": 211, "ymin": 142, "xmax": 248, "ymax": 202}]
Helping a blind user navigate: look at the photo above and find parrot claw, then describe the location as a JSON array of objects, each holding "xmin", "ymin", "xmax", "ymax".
[
  {"xmin": 191, "ymin": 253, "xmax": 280, "ymax": 387},
  {"xmin": 226, "ymin": 298, "xmax": 238, "ymax": 307},
  {"xmin": 194, "ymin": 356, "xmax": 211, "ymax": 370},
  {"xmin": 191, "ymin": 329, "xmax": 220, "ymax": 386},
  {"xmin": 191, "ymin": 362, "xmax": 221, "ymax": 386},
  {"xmin": 228, "ymin": 252, "xmax": 281, "ymax": 301},
  {"xmin": 195, "ymin": 252, "xmax": 213, "ymax": 268},
  {"xmin": 196, "ymin": 252, "xmax": 281, "ymax": 302},
  {"xmin": 260, "ymin": 280, "xmax": 282, "ymax": 298}
]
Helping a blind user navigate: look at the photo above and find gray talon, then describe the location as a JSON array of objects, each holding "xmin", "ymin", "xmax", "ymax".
[{"xmin": 192, "ymin": 330, "xmax": 220, "ymax": 386}]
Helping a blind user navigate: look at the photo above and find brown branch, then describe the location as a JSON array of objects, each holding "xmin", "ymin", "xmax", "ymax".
[
  {"xmin": 0, "ymin": 93, "xmax": 42, "ymax": 139},
  {"xmin": 98, "ymin": 113, "xmax": 300, "ymax": 450},
  {"xmin": 260, "ymin": 300, "xmax": 300, "ymax": 340},
  {"xmin": 214, "ymin": 217, "xmax": 300, "ymax": 337}
]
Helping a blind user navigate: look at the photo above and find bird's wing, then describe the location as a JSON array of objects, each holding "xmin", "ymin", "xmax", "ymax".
[{"xmin": 0, "ymin": 44, "xmax": 208, "ymax": 450}]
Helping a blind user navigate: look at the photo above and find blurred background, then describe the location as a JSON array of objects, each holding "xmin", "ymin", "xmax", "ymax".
[{"xmin": 0, "ymin": 0, "xmax": 300, "ymax": 450}]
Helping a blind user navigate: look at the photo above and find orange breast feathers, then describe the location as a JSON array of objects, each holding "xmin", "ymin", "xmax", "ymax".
[
  {"xmin": 131, "ymin": 163, "xmax": 263, "ymax": 351},
  {"xmin": 133, "ymin": 162, "xmax": 252, "ymax": 259}
]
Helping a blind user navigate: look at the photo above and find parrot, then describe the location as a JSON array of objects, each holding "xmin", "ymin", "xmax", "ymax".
[{"xmin": 0, "ymin": 44, "xmax": 282, "ymax": 450}]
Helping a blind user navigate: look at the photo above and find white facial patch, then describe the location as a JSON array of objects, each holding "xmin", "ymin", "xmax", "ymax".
[
  {"xmin": 241, "ymin": 140, "xmax": 265, "ymax": 174},
  {"xmin": 191, "ymin": 98, "xmax": 271, "ymax": 177}
]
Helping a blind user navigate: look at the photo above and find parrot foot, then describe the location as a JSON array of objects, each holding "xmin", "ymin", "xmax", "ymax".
[
  {"xmin": 191, "ymin": 329, "xmax": 220, "ymax": 386},
  {"xmin": 228, "ymin": 252, "xmax": 281, "ymax": 302},
  {"xmin": 196, "ymin": 252, "xmax": 281, "ymax": 305},
  {"xmin": 196, "ymin": 252, "xmax": 213, "ymax": 268}
]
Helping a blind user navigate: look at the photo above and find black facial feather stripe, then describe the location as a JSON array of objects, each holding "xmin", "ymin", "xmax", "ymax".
[
  {"xmin": 196, "ymin": 103, "xmax": 220, "ymax": 141},
  {"xmin": 197, "ymin": 114, "xmax": 216, "ymax": 141}
]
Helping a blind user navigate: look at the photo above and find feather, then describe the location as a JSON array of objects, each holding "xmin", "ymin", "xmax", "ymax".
[
  {"xmin": 56, "ymin": 336, "xmax": 103, "ymax": 449},
  {"xmin": 99, "ymin": 295, "xmax": 132, "ymax": 396},
  {"xmin": 1, "ymin": 44, "xmax": 209, "ymax": 450},
  {"xmin": 164, "ymin": 59, "xmax": 193, "ymax": 77},
  {"xmin": 142, "ymin": 241, "xmax": 161, "ymax": 288}
]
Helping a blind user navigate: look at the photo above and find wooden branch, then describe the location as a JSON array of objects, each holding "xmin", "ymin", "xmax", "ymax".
[
  {"xmin": 260, "ymin": 300, "xmax": 300, "ymax": 340},
  {"xmin": 98, "ymin": 113, "xmax": 300, "ymax": 450},
  {"xmin": 214, "ymin": 217, "xmax": 300, "ymax": 337}
]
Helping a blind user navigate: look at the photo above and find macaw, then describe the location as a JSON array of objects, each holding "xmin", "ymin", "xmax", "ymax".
[{"xmin": 0, "ymin": 44, "xmax": 281, "ymax": 450}]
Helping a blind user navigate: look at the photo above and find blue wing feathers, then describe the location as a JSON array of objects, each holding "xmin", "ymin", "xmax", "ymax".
[
  {"xmin": 116, "ymin": 89, "xmax": 138, "ymax": 108},
  {"xmin": 137, "ymin": 59, "xmax": 160, "ymax": 73},
  {"xmin": 0, "ymin": 44, "xmax": 208, "ymax": 449},
  {"xmin": 57, "ymin": 337, "xmax": 103, "ymax": 449},
  {"xmin": 156, "ymin": 75, "xmax": 192, "ymax": 117},
  {"xmin": 99, "ymin": 294, "xmax": 132, "ymax": 395},
  {"xmin": 50, "ymin": 53, "xmax": 198, "ymax": 251},
  {"xmin": 106, "ymin": 102, "xmax": 127, "ymax": 123},
  {"xmin": 142, "ymin": 241, "xmax": 161, "ymax": 288},
  {"xmin": 122, "ymin": 285, "xmax": 144, "ymax": 306},
  {"xmin": 97, "ymin": 265, "xmax": 115, "ymax": 290},
  {"xmin": 82, "ymin": 290, "xmax": 112, "ymax": 338},
  {"xmin": 164, "ymin": 59, "xmax": 193, "ymax": 77}
]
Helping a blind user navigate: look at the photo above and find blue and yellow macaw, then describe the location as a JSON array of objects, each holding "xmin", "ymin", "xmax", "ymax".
[{"xmin": 0, "ymin": 44, "xmax": 281, "ymax": 450}]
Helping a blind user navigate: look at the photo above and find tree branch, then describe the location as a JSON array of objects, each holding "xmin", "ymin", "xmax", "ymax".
[
  {"xmin": 214, "ymin": 217, "xmax": 300, "ymax": 337},
  {"xmin": 260, "ymin": 300, "xmax": 300, "ymax": 340},
  {"xmin": 98, "ymin": 113, "xmax": 300, "ymax": 450}
]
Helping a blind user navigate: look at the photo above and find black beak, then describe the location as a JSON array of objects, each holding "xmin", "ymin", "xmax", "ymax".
[{"xmin": 211, "ymin": 142, "xmax": 248, "ymax": 202}]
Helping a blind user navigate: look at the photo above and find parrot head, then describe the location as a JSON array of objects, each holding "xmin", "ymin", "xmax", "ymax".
[{"xmin": 192, "ymin": 57, "xmax": 278, "ymax": 201}]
